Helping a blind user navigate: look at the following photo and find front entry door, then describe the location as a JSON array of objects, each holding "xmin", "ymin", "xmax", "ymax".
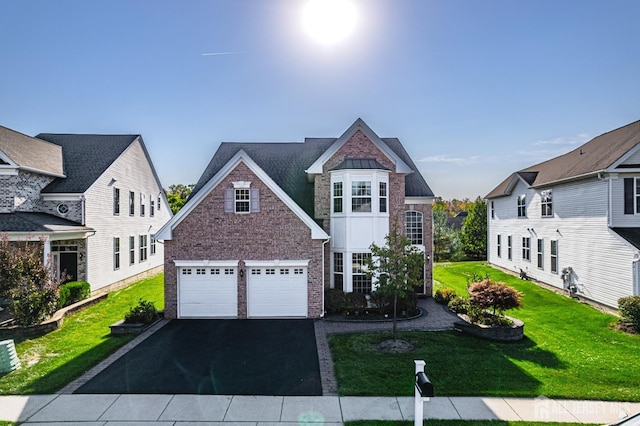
[{"xmin": 59, "ymin": 252, "xmax": 78, "ymax": 283}]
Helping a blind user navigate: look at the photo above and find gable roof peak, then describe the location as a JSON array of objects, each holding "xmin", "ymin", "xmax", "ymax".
[{"xmin": 305, "ymin": 118, "xmax": 413, "ymax": 175}]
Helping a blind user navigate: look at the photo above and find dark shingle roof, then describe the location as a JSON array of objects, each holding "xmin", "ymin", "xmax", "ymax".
[
  {"xmin": 35, "ymin": 134, "xmax": 139, "ymax": 193},
  {"xmin": 191, "ymin": 139, "xmax": 335, "ymax": 217},
  {"xmin": 190, "ymin": 130, "xmax": 434, "ymax": 217},
  {"xmin": 382, "ymin": 137, "xmax": 434, "ymax": 197},
  {"xmin": 611, "ymin": 228, "xmax": 640, "ymax": 250},
  {"xmin": 487, "ymin": 119, "xmax": 640, "ymax": 198},
  {"xmin": 0, "ymin": 212, "xmax": 93, "ymax": 233}
]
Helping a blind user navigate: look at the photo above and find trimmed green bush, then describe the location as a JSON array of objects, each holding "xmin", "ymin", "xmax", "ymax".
[
  {"xmin": 344, "ymin": 292, "xmax": 367, "ymax": 311},
  {"xmin": 324, "ymin": 289, "xmax": 347, "ymax": 315},
  {"xmin": 448, "ymin": 295, "xmax": 469, "ymax": 314},
  {"xmin": 618, "ymin": 296, "xmax": 640, "ymax": 332},
  {"xmin": 124, "ymin": 299, "xmax": 158, "ymax": 324},
  {"xmin": 434, "ymin": 288, "xmax": 457, "ymax": 304},
  {"xmin": 57, "ymin": 281, "xmax": 91, "ymax": 308}
]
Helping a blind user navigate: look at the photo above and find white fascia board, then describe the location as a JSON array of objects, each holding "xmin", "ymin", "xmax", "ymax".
[
  {"xmin": 155, "ymin": 149, "xmax": 329, "ymax": 241},
  {"xmin": 609, "ymin": 143, "xmax": 640, "ymax": 169},
  {"xmin": 244, "ymin": 259, "xmax": 310, "ymax": 267},
  {"xmin": 5, "ymin": 230, "xmax": 94, "ymax": 242},
  {"xmin": 0, "ymin": 166, "xmax": 18, "ymax": 176},
  {"xmin": 405, "ymin": 196, "xmax": 434, "ymax": 205},
  {"xmin": 40, "ymin": 193, "xmax": 84, "ymax": 201},
  {"xmin": 173, "ymin": 260, "xmax": 239, "ymax": 267},
  {"xmin": 305, "ymin": 118, "xmax": 412, "ymax": 175},
  {"xmin": 19, "ymin": 166, "xmax": 66, "ymax": 178}
]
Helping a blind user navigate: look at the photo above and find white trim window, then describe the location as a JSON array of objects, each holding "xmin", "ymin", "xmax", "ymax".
[
  {"xmin": 405, "ymin": 211, "xmax": 423, "ymax": 245},
  {"xmin": 129, "ymin": 236, "xmax": 135, "ymax": 265},
  {"xmin": 113, "ymin": 237, "xmax": 120, "ymax": 270},
  {"xmin": 379, "ymin": 182, "xmax": 387, "ymax": 213},
  {"xmin": 541, "ymin": 190, "xmax": 553, "ymax": 217},
  {"xmin": 497, "ymin": 234, "xmax": 502, "ymax": 258},
  {"xmin": 352, "ymin": 253, "xmax": 372, "ymax": 294},
  {"xmin": 490, "ymin": 201, "xmax": 495, "ymax": 219},
  {"xmin": 507, "ymin": 235, "xmax": 512, "ymax": 260},
  {"xmin": 333, "ymin": 182, "xmax": 343, "ymax": 213},
  {"xmin": 517, "ymin": 195, "xmax": 526, "ymax": 217},
  {"xmin": 537, "ymin": 238, "xmax": 543, "ymax": 269},
  {"xmin": 522, "ymin": 237, "xmax": 531, "ymax": 261},
  {"xmin": 139, "ymin": 235, "xmax": 148, "ymax": 262},
  {"xmin": 334, "ymin": 252, "xmax": 343, "ymax": 290},
  {"xmin": 129, "ymin": 191, "xmax": 135, "ymax": 216},
  {"xmin": 140, "ymin": 193, "xmax": 146, "ymax": 217},
  {"xmin": 150, "ymin": 235, "xmax": 156, "ymax": 255},
  {"xmin": 550, "ymin": 240, "xmax": 558, "ymax": 273},
  {"xmin": 150, "ymin": 196, "xmax": 155, "ymax": 217},
  {"xmin": 224, "ymin": 181, "xmax": 260, "ymax": 214},
  {"xmin": 113, "ymin": 187, "xmax": 120, "ymax": 215},
  {"xmin": 351, "ymin": 181, "xmax": 372, "ymax": 212}
]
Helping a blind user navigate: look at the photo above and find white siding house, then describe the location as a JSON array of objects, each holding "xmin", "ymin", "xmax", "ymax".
[
  {"xmin": 487, "ymin": 119, "xmax": 640, "ymax": 308},
  {"xmin": 0, "ymin": 126, "xmax": 172, "ymax": 294}
]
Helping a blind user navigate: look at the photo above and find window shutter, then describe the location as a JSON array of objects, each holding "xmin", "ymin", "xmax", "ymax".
[
  {"xmin": 224, "ymin": 189, "xmax": 234, "ymax": 213},
  {"xmin": 624, "ymin": 178, "xmax": 634, "ymax": 214},
  {"xmin": 250, "ymin": 188, "xmax": 260, "ymax": 213}
]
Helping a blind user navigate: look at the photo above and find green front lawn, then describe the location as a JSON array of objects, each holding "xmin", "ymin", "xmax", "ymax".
[
  {"xmin": 0, "ymin": 274, "xmax": 164, "ymax": 394},
  {"xmin": 330, "ymin": 262, "xmax": 640, "ymax": 400}
]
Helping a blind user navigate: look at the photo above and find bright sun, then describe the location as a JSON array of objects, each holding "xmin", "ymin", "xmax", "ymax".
[{"xmin": 302, "ymin": 0, "xmax": 357, "ymax": 46}]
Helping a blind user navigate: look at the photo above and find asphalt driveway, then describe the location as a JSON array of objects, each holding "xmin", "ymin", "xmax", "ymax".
[{"xmin": 75, "ymin": 319, "xmax": 322, "ymax": 396}]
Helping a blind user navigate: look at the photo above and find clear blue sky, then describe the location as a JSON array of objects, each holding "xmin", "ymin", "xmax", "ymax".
[{"xmin": 2, "ymin": 0, "xmax": 640, "ymax": 200}]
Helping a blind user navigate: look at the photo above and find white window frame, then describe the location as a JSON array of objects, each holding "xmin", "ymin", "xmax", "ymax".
[
  {"xmin": 522, "ymin": 237, "xmax": 531, "ymax": 261},
  {"xmin": 113, "ymin": 237, "xmax": 120, "ymax": 270},
  {"xmin": 139, "ymin": 235, "xmax": 148, "ymax": 262},
  {"xmin": 550, "ymin": 240, "xmax": 558, "ymax": 274},
  {"xmin": 541, "ymin": 190, "xmax": 553, "ymax": 217},
  {"xmin": 379, "ymin": 182, "xmax": 387, "ymax": 213},
  {"xmin": 537, "ymin": 238, "xmax": 544, "ymax": 269},
  {"xmin": 333, "ymin": 182, "xmax": 343, "ymax": 213},
  {"xmin": 352, "ymin": 252, "xmax": 372, "ymax": 294},
  {"xmin": 129, "ymin": 236, "xmax": 135, "ymax": 265},
  {"xmin": 517, "ymin": 195, "xmax": 526, "ymax": 217},
  {"xmin": 129, "ymin": 191, "xmax": 135, "ymax": 216},
  {"xmin": 507, "ymin": 235, "xmax": 512, "ymax": 260},
  {"xmin": 497, "ymin": 234, "xmax": 502, "ymax": 258},
  {"xmin": 113, "ymin": 187, "xmax": 120, "ymax": 215},
  {"xmin": 405, "ymin": 210, "xmax": 423, "ymax": 245},
  {"xmin": 351, "ymin": 181, "xmax": 372, "ymax": 213}
]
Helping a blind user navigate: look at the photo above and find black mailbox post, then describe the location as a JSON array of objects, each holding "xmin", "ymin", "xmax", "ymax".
[{"xmin": 415, "ymin": 371, "xmax": 434, "ymax": 398}]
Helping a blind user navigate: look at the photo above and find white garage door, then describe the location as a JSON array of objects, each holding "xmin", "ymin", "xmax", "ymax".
[
  {"xmin": 178, "ymin": 266, "xmax": 237, "ymax": 318},
  {"xmin": 247, "ymin": 265, "xmax": 308, "ymax": 317}
]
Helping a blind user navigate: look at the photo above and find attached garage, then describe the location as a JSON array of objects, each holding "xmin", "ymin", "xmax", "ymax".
[
  {"xmin": 176, "ymin": 261, "xmax": 238, "ymax": 318},
  {"xmin": 246, "ymin": 260, "xmax": 308, "ymax": 318}
]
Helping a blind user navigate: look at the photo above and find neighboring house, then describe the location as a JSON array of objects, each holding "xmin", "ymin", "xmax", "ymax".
[
  {"xmin": 447, "ymin": 211, "xmax": 468, "ymax": 230},
  {"xmin": 486, "ymin": 119, "xmax": 640, "ymax": 308},
  {"xmin": 156, "ymin": 119, "xmax": 434, "ymax": 319},
  {"xmin": 0, "ymin": 125, "xmax": 172, "ymax": 294}
]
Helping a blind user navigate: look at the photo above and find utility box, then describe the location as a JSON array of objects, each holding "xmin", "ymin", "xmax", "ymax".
[{"xmin": 0, "ymin": 339, "xmax": 21, "ymax": 373}]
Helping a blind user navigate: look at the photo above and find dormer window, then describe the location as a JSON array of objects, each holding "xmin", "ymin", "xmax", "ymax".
[{"xmin": 517, "ymin": 195, "xmax": 526, "ymax": 217}]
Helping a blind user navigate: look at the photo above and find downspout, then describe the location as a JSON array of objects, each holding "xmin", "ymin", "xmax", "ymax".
[
  {"xmin": 80, "ymin": 194, "xmax": 86, "ymax": 225},
  {"xmin": 321, "ymin": 237, "xmax": 331, "ymax": 318}
]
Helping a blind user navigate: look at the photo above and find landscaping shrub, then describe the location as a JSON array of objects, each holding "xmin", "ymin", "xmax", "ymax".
[
  {"xmin": 324, "ymin": 289, "xmax": 347, "ymax": 315},
  {"xmin": 12, "ymin": 285, "xmax": 59, "ymax": 326},
  {"xmin": 468, "ymin": 279, "xmax": 522, "ymax": 316},
  {"xmin": 343, "ymin": 292, "xmax": 367, "ymax": 311},
  {"xmin": 447, "ymin": 295, "xmax": 469, "ymax": 314},
  {"xmin": 618, "ymin": 296, "xmax": 640, "ymax": 332},
  {"xmin": 57, "ymin": 281, "xmax": 91, "ymax": 308},
  {"xmin": 124, "ymin": 299, "xmax": 158, "ymax": 324},
  {"xmin": 434, "ymin": 288, "xmax": 457, "ymax": 304},
  {"xmin": 370, "ymin": 290, "xmax": 417, "ymax": 316}
]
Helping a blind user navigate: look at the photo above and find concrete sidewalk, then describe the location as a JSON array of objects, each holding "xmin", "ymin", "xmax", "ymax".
[{"xmin": 1, "ymin": 394, "xmax": 639, "ymax": 424}]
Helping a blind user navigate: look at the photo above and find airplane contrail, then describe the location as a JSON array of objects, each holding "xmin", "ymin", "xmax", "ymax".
[{"xmin": 201, "ymin": 51, "xmax": 239, "ymax": 56}]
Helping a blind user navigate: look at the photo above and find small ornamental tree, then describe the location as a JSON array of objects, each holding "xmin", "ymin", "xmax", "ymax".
[
  {"xmin": 468, "ymin": 279, "xmax": 522, "ymax": 324},
  {"xmin": 364, "ymin": 225, "xmax": 424, "ymax": 339},
  {"xmin": 0, "ymin": 233, "xmax": 61, "ymax": 326}
]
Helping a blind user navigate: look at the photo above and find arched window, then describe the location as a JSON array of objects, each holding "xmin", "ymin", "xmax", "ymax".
[{"xmin": 405, "ymin": 211, "xmax": 423, "ymax": 245}]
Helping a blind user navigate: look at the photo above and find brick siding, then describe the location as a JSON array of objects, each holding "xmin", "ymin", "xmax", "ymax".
[{"xmin": 164, "ymin": 162, "xmax": 324, "ymax": 319}]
